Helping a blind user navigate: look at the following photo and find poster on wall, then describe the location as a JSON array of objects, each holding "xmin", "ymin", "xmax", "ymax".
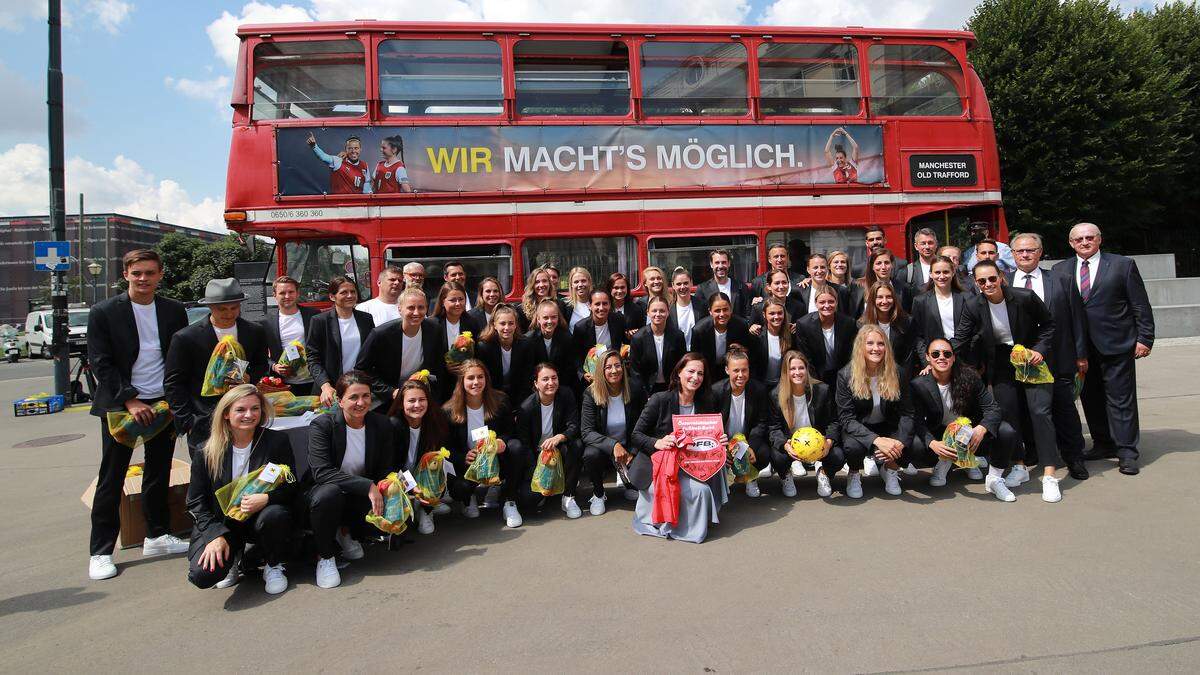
[{"xmin": 275, "ymin": 124, "xmax": 885, "ymax": 196}]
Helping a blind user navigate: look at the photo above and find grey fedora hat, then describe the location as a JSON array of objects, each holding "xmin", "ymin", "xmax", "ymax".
[{"xmin": 197, "ymin": 278, "xmax": 247, "ymax": 305}]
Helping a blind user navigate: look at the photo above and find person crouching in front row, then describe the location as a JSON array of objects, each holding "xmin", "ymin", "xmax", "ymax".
[
  {"xmin": 306, "ymin": 371, "xmax": 395, "ymax": 589},
  {"xmin": 186, "ymin": 384, "xmax": 296, "ymax": 594},
  {"xmin": 516, "ymin": 362, "xmax": 584, "ymax": 518}
]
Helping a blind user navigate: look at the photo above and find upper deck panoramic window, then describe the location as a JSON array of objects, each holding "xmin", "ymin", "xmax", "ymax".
[
  {"xmin": 252, "ymin": 40, "xmax": 366, "ymax": 120},
  {"xmin": 514, "ymin": 40, "xmax": 631, "ymax": 116},
  {"xmin": 868, "ymin": 44, "xmax": 964, "ymax": 117},
  {"xmin": 378, "ymin": 39, "xmax": 504, "ymax": 116},
  {"xmin": 758, "ymin": 42, "xmax": 861, "ymax": 116},
  {"xmin": 640, "ymin": 41, "xmax": 749, "ymax": 116}
]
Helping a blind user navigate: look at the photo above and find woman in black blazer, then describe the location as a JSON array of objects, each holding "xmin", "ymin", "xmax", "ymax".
[
  {"xmin": 910, "ymin": 338, "xmax": 1017, "ymax": 497},
  {"xmin": 667, "ymin": 267, "xmax": 708, "ymax": 351},
  {"xmin": 306, "ymin": 277, "xmax": 376, "ymax": 407},
  {"xmin": 354, "ymin": 287, "xmax": 448, "ymax": 406},
  {"xmin": 861, "ymin": 281, "xmax": 917, "ymax": 380},
  {"xmin": 515, "ymin": 363, "xmax": 583, "ymax": 518},
  {"xmin": 911, "ymin": 255, "xmax": 970, "ymax": 371},
  {"xmin": 767, "ymin": 351, "xmax": 842, "ymax": 498},
  {"xmin": 519, "ymin": 298, "xmax": 579, "ymax": 401},
  {"xmin": 850, "ymin": 249, "xmax": 910, "ymax": 319},
  {"xmin": 835, "ymin": 325, "xmax": 916, "ymax": 499},
  {"xmin": 580, "ymin": 348, "xmax": 648, "ymax": 510},
  {"xmin": 434, "ymin": 281, "xmax": 485, "ymax": 368},
  {"xmin": 606, "ymin": 272, "xmax": 645, "ymax": 338},
  {"xmin": 466, "ymin": 276, "xmax": 505, "ymax": 329},
  {"xmin": 691, "ymin": 293, "xmax": 757, "ymax": 375},
  {"xmin": 306, "ymin": 371, "xmax": 395, "ymax": 589},
  {"xmin": 629, "ymin": 295, "xmax": 687, "ymax": 396},
  {"xmin": 711, "ymin": 348, "xmax": 771, "ymax": 497},
  {"xmin": 571, "ymin": 288, "xmax": 628, "ymax": 384},
  {"xmin": 387, "ymin": 375, "xmax": 449, "ymax": 535},
  {"xmin": 748, "ymin": 269, "xmax": 804, "ymax": 328},
  {"xmin": 186, "ymin": 384, "xmax": 296, "ymax": 594},
  {"xmin": 475, "ymin": 305, "xmax": 528, "ymax": 395},
  {"xmin": 748, "ymin": 297, "xmax": 795, "ymax": 391},
  {"xmin": 794, "ymin": 287, "xmax": 857, "ymax": 387},
  {"xmin": 442, "ymin": 359, "xmax": 521, "ymax": 527}
]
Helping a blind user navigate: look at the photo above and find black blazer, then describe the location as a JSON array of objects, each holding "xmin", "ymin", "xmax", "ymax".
[
  {"xmin": 516, "ymin": 388, "xmax": 580, "ymax": 451},
  {"xmin": 465, "ymin": 306, "xmax": 492, "ymax": 332},
  {"xmin": 628, "ymin": 325, "xmax": 687, "ymax": 395},
  {"xmin": 444, "ymin": 397, "xmax": 515, "ymax": 463},
  {"xmin": 1007, "ymin": 269, "xmax": 1089, "ymax": 377},
  {"xmin": 696, "ymin": 277, "xmax": 751, "ymax": 318},
  {"xmin": 952, "ymin": 286, "xmax": 1054, "ymax": 377},
  {"xmin": 353, "ymin": 317, "xmax": 445, "ymax": 406},
  {"xmin": 389, "ymin": 417, "xmax": 446, "ymax": 472},
  {"xmin": 437, "ymin": 312, "xmax": 485, "ymax": 353},
  {"xmin": 911, "ymin": 290, "xmax": 971, "ymax": 368},
  {"xmin": 835, "ymin": 365, "xmax": 915, "ymax": 448},
  {"xmin": 1051, "ymin": 254, "xmax": 1153, "ymax": 356},
  {"xmin": 186, "ymin": 428, "xmax": 296, "ymax": 547},
  {"xmin": 668, "ymin": 297, "xmax": 709, "ymax": 341},
  {"xmin": 712, "ymin": 379, "xmax": 770, "ymax": 448},
  {"xmin": 690, "ymin": 315, "xmax": 756, "ymax": 375},
  {"xmin": 571, "ymin": 314, "xmax": 628, "ymax": 375},
  {"xmin": 87, "ymin": 292, "xmax": 188, "ymax": 416},
  {"xmin": 795, "ymin": 312, "xmax": 858, "ymax": 386},
  {"xmin": 580, "ymin": 385, "xmax": 648, "ymax": 452},
  {"xmin": 476, "ymin": 338, "xmax": 529, "ymax": 397},
  {"xmin": 519, "ymin": 326, "xmax": 579, "ymax": 401},
  {"xmin": 767, "ymin": 381, "xmax": 840, "ymax": 451},
  {"xmin": 262, "ymin": 306, "xmax": 319, "ymax": 365},
  {"xmin": 306, "ymin": 410, "xmax": 395, "ymax": 495},
  {"xmin": 749, "ymin": 271, "xmax": 806, "ymax": 304},
  {"xmin": 627, "ymin": 390, "xmax": 717, "ymax": 489},
  {"xmin": 748, "ymin": 295, "xmax": 806, "ymax": 328},
  {"xmin": 794, "ymin": 282, "xmax": 854, "ymax": 318},
  {"xmin": 306, "ymin": 308, "xmax": 375, "ymax": 391},
  {"xmin": 164, "ymin": 317, "xmax": 268, "ymax": 436},
  {"xmin": 848, "ymin": 279, "xmax": 911, "ymax": 319},
  {"xmin": 909, "ymin": 372, "xmax": 1002, "ymax": 447},
  {"xmin": 878, "ymin": 315, "xmax": 917, "ymax": 379},
  {"xmin": 613, "ymin": 300, "xmax": 646, "ymax": 332},
  {"xmin": 747, "ymin": 326, "xmax": 793, "ymax": 387}
]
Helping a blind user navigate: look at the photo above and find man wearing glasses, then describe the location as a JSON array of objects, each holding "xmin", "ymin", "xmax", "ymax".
[{"xmin": 1052, "ymin": 223, "xmax": 1155, "ymax": 475}]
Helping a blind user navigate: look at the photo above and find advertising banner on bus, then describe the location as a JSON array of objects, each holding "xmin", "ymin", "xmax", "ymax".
[{"xmin": 275, "ymin": 124, "xmax": 884, "ymax": 196}]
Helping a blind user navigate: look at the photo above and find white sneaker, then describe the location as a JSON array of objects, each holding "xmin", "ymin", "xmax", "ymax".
[
  {"xmin": 883, "ymin": 468, "xmax": 902, "ymax": 496},
  {"xmin": 1005, "ymin": 464, "xmax": 1031, "ymax": 488},
  {"xmin": 967, "ymin": 466, "xmax": 984, "ymax": 480},
  {"xmin": 930, "ymin": 459, "xmax": 953, "ymax": 487},
  {"xmin": 315, "ymin": 557, "xmax": 341, "ymax": 589},
  {"xmin": 816, "ymin": 472, "xmax": 832, "ymax": 497},
  {"xmin": 335, "ymin": 528, "xmax": 364, "ymax": 560},
  {"xmin": 142, "ymin": 533, "xmax": 188, "ymax": 556},
  {"xmin": 745, "ymin": 480, "xmax": 761, "ymax": 498},
  {"xmin": 562, "ymin": 496, "xmax": 582, "ymax": 519},
  {"xmin": 462, "ymin": 495, "xmax": 480, "ymax": 519},
  {"xmin": 1041, "ymin": 475, "xmax": 1062, "ymax": 503},
  {"xmin": 432, "ymin": 501, "xmax": 452, "ymax": 516},
  {"xmin": 780, "ymin": 474, "xmax": 798, "ymax": 497},
  {"xmin": 215, "ymin": 565, "xmax": 241, "ymax": 589},
  {"xmin": 790, "ymin": 460, "xmax": 807, "ymax": 477},
  {"xmin": 759, "ymin": 464, "xmax": 774, "ymax": 478},
  {"xmin": 846, "ymin": 472, "xmax": 864, "ymax": 499},
  {"xmin": 418, "ymin": 509, "xmax": 435, "ymax": 534},
  {"xmin": 623, "ymin": 488, "xmax": 639, "ymax": 501},
  {"xmin": 263, "ymin": 563, "xmax": 287, "ymax": 595},
  {"xmin": 589, "ymin": 494, "xmax": 607, "ymax": 516},
  {"xmin": 502, "ymin": 500, "xmax": 523, "ymax": 528},
  {"xmin": 482, "ymin": 485, "xmax": 501, "ymax": 509},
  {"xmin": 88, "ymin": 555, "xmax": 117, "ymax": 580},
  {"xmin": 862, "ymin": 458, "xmax": 879, "ymax": 477},
  {"xmin": 985, "ymin": 475, "xmax": 1017, "ymax": 502},
  {"xmin": 902, "ymin": 462, "xmax": 919, "ymax": 476},
  {"xmin": 977, "ymin": 455, "xmax": 989, "ymax": 470}
]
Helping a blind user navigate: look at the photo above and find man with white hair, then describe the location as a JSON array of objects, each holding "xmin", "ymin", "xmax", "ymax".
[
  {"xmin": 1051, "ymin": 223, "xmax": 1154, "ymax": 475},
  {"xmin": 403, "ymin": 261, "xmax": 426, "ymax": 290}
]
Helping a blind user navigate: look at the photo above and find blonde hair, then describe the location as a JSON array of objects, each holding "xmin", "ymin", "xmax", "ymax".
[
  {"xmin": 641, "ymin": 266, "xmax": 668, "ymax": 303},
  {"xmin": 589, "ymin": 349, "xmax": 630, "ymax": 407},
  {"xmin": 522, "ymin": 267, "xmax": 552, "ymax": 320},
  {"xmin": 827, "ymin": 250, "xmax": 850, "ymax": 284},
  {"xmin": 776, "ymin": 350, "xmax": 816, "ymax": 430},
  {"xmin": 848, "ymin": 324, "xmax": 900, "ymax": 401},
  {"xmin": 203, "ymin": 384, "xmax": 273, "ymax": 479},
  {"xmin": 566, "ymin": 266, "xmax": 593, "ymax": 306}
]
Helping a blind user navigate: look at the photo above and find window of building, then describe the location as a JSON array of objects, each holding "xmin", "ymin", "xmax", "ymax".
[
  {"xmin": 385, "ymin": 242, "xmax": 513, "ymax": 301},
  {"xmin": 758, "ymin": 43, "xmax": 861, "ymax": 116},
  {"xmin": 522, "ymin": 237, "xmax": 639, "ymax": 293},
  {"xmin": 868, "ymin": 44, "xmax": 964, "ymax": 117},
  {"xmin": 514, "ymin": 40, "xmax": 631, "ymax": 116},
  {"xmin": 378, "ymin": 39, "xmax": 503, "ymax": 116},
  {"xmin": 640, "ymin": 41, "xmax": 748, "ymax": 116},
  {"xmin": 646, "ymin": 235, "xmax": 757, "ymax": 286},
  {"xmin": 283, "ymin": 239, "xmax": 371, "ymax": 302},
  {"xmin": 252, "ymin": 40, "xmax": 366, "ymax": 120}
]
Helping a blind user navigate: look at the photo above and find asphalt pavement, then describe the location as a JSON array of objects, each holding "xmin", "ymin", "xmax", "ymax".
[{"xmin": 2, "ymin": 345, "xmax": 1199, "ymax": 672}]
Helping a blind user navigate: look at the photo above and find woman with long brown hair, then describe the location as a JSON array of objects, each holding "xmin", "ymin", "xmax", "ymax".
[
  {"xmin": 749, "ymin": 296, "xmax": 793, "ymax": 391},
  {"xmin": 606, "ymin": 272, "xmax": 645, "ymax": 336},
  {"xmin": 861, "ymin": 280, "xmax": 916, "ymax": 379},
  {"xmin": 851, "ymin": 248, "xmax": 910, "ymax": 319},
  {"xmin": 387, "ymin": 374, "xmax": 449, "ymax": 534},
  {"xmin": 565, "ymin": 266, "xmax": 594, "ymax": 332}
]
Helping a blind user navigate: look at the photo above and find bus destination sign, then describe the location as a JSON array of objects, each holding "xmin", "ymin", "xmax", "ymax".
[{"xmin": 908, "ymin": 154, "xmax": 978, "ymax": 187}]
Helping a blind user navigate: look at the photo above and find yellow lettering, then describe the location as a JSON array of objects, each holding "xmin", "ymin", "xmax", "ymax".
[
  {"xmin": 471, "ymin": 147, "xmax": 493, "ymax": 173},
  {"xmin": 426, "ymin": 147, "xmax": 462, "ymax": 174}
]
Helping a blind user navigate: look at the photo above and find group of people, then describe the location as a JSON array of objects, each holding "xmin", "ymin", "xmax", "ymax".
[{"xmin": 84, "ymin": 220, "xmax": 1155, "ymax": 594}]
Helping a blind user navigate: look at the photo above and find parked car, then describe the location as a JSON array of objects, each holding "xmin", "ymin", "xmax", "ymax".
[
  {"xmin": 24, "ymin": 308, "xmax": 88, "ymax": 358},
  {"xmin": 186, "ymin": 305, "xmax": 211, "ymax": 325}
]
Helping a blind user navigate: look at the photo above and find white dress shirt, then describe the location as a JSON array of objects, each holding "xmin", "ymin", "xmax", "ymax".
[
  {"xmin": 1018, "ymin": 267, "xmax": 1046, "ymax": 302},
  {"xmin": 1074, "ymin": 253, "xmax": 1100, "ymax": 295}
]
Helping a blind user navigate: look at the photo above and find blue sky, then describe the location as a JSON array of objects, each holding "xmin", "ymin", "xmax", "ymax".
[{"xmin": 0, "ymin": 0, "xmax": 1170, "ymax": 231}]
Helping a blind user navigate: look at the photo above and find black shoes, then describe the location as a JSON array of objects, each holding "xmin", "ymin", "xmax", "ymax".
[
  {"xmin": 1082, "ymin": 445, "xmax": 1118, "ymax": 461},
  {"xmin": 1118, "ymin": 458, "xmax": 1140, "ymax": 475},
  {"xmin": 1067, "ymin": 459, "xmax": 1090, "ymax": 481}
]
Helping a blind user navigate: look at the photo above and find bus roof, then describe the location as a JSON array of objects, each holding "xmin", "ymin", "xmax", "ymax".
[{"xmin": 236, "ymin": 20, "xmax": 976, "ymax": 48}]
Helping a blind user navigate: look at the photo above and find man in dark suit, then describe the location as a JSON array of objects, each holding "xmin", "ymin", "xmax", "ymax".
[
  {"xmin": 900, "ymin": 227, "xmax": 940, "ymax": 305},
  {"xmin": 1010, "ymin": 233, "xmax": 1090, "ymax": 480},
  {"xmin": 1052, "ymin": 223, "xmax": 1155, "ymax": 474},
  {"xmin": 86, "ymin": 249, "xmax": 190, "ymax": 580},
  {"xmin": 696, "ymin": 249, "xmax": 751, "ymax": 318},
  {"xmin": 164, "ymin": 278, "xmax": 269, "ymax": 457},
  {"xmin": 749, "ymin": 243, "xmax": 806, "ymax": 315},
  {"xmin": 262, "ymin": 275, "xmax": 319, "ymax": 395},
  {"xmin": 852, "ymin": 225, "xmax": 908, "ymax": 279}
]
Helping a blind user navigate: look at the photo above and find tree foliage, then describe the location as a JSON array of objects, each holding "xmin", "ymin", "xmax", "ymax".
[{"xmin": 154, "ymin": 233, "xmax": 270, "ymax": 302}]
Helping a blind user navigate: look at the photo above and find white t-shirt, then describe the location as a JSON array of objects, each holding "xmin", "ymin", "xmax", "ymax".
[
  {"xmin": 920, "ymin": 260, "xmax": 932, "ymax": 286},
  {"xmin": 606, "ymin": 396, "xmax": 626, "ymax": 440},
  {"xmin": 822, "ymin": 325, "xmax": 836, "ymax": 357},
  {"xmin": 679, "ymin": 403, "xmax": 695, "ymax": 416},
  {"xmin": 356, "ymin": 297, "xmax": 400, "ymax": 327},
  {"xmin": 807, "ymin": 288, "xmax": 820, "ymax": 314},
  {"xmin": 878, "ymin": 322, "xmax": 891, "ymax": 340},
  {"xmin": 406, "ymin": 426, "xmax": 421, "ymax": 470},
  {"xmin": 444, "ymin": 319, "xmax": 461, "ymax": 350},
  {"xmin": 653, "ymin": 333, "xmax": 666, "ymax": 383},
  {"xmin": 570, "ymin": 302, "xmax": 591, "ymax": 331},
  {"xmin": 676, "ymin": 303, "xmax": 695, "ymax": 349},
  {"xmin": 728, "ymin": 392, "xmax": 745, "ymax": 437},
  {"xmin": 277, "ymin": 311, "xmax": 311, "ymax": 384},
  {"xmin": 500, "ymin": 345, "xmax": 512, "ymax": 377},
  {"xmin": 937, "ymin": 382, "xmax": 956, "ymax": 426},
  {"xmin": 341, "ymin": 425, "xmax": 367, "ymax": 476},
  {"xmin": 715, "ymin": 329, "xmax": 727, "ymax": 362},
  {"xmin": 338, "ymin": 317, "xmax": 362, "ymax": 372},
  {"xmin": 467, "ymin": 405, "xmax": 486, "ymax": 440},
  {"xmin": 595, "ymin": 322, "xmax": 612, "ymax": 348},
  {"xmin": 767, "ymin": 334, "xmax": 782, "ymax": 379},
  {"xmin": 231, "ymin": 441, "xmax": 252, "ymax": 479},
  {"xmin": 401, "ymin": 327, "xmax": 423, "ymax": 380},
  {"xmin": 540, "ymin": 401, "xmax": 555, "ymax": 441},
  {"xmin": 130, "ymin": 299, "xmax": 164, "ymax": 398},
  {"xmin": 213, "ymin": 324, "xmax": 237, "ymax": 341},
  {"xmin": 791, "ymin": 394, "xmax": 811, "ymax": 429},
  {"xmin": 866, "ymin": 376, "xmax": 885, "ymax": 424},
  {"xmin": 988, "ymin": 299, "xmax": 1014, "ymax": 346},
  {"xmin": 716, "ymin": 279, "xmax": 732, "ymax": 301},
  {"xmin": 936, "ymin": 293, "xmax": 955, "ymax": 338}
]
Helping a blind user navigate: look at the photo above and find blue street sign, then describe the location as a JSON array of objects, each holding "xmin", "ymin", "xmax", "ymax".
[{"xmin": 34, "ymin": 241, "xmax": 72, "ymax": 272}]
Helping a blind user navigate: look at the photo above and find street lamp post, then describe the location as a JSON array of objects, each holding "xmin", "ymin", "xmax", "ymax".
[{"xmin": 87, "ymin": 260, "xmax": 101, "ymax": 305}]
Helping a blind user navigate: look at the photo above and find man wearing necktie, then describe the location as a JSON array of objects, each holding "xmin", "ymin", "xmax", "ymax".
[{"xmin": 1052, "ymin": 223, "xmax": 1154, "ymax": 475}]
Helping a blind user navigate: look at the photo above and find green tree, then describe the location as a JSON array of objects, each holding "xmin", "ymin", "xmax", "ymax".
[
  {"xmin": 968, "ymin": 0, "xmax": 1187, "ymax": 256},
  {"xmin": 154, "ymin": 233, "xmax": 270, "ymax": 302},
  {"xmin": 154, "ymin": 232, "xmax": 205, "ymax": 301}
]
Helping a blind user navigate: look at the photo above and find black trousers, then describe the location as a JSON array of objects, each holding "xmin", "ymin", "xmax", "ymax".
[
  {"xmin": 991, "ymin": 350, "xmax": 1060, "ymax": 468},
  {"xmin": 518, "ymin": 438, "xmax": 583, "ymax": 510},
  {"xmin": 910, "ymin": 421, "xmax": 1017, "ymax": 470},
  {"xmin": 1081, "ymin": 348, "xmax": 1140, "ymax": 460},
  {"xmin": 448, "ymin": 440, "xmax": 530, "ymax": 505},
  {"xmin": 1049, "ymin": 373, "xmax": 1086, "ymax": 464},
  {"xmin": 307, "ymin": 484, "xmax": 372, "ymax": 559},
  {"xmin": 842, "ymin": 422, "xmax": 914, "ymax": 471},
  {"xmin": 582, "ymin": 443, "xmax": 616, "ymax": 498},
  {"xmin": 89, "ymin": 401, "xmax": 176, "ymax": 556},
  {"xmin": 289, "ymin": 382, "xmax": 314, "ymax": 396},
  {"xmin": 187, "ymin": 504, "xmax": 292, "ymax": 589}
]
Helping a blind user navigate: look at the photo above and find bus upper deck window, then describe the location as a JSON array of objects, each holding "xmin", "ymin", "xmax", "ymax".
[
  {"xmin": 252, "ymin": 40, "xmax": 365, "ymax": 120},
  {"xmin": 514, "ymin": 40, "xmax": 631, "ymax": 116},
  {"xmin": 758, "ymin": 43, "xmax": 861, "ymax": 116},
  {"xmin": 868, "ymin": 44, "xmax": 964, "ymax": 117},
  {"xmin": 378, "ymin": 39, "xmax": 503, "ymax": 117},
  {"xmin": 640, "ymin": 41, "xmax": 748, "ymax": 116}
]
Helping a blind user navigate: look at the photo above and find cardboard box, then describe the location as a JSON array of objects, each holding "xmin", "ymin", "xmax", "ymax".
[
  {"xmin": 80, "ymin": 458, "xmax": 193, "ymax": 549},
  {"xmin": 14, "ymin": 394, "xmax": 65, "ymax": 416}
]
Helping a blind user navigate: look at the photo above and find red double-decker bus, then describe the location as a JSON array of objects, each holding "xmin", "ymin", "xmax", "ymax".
[{"xmin": 223, "ymin": 21, "xmax": 1004, "ymax": 303}]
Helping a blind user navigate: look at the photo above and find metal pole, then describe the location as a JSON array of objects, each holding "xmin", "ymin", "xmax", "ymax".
[
  {"xmin": 47, "ymin": 0, "xmax": 69, "ymax": 397},
  {"xmin": 77, "ymin": 193, "xmax": 84, "ymax": 303},
  {"xmin": 105, "ymin": 216, "xmax": 112, "ymax": 300}
]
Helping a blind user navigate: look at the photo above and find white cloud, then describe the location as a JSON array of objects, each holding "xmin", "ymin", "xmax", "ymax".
[
  {"xmin": 164, "ymin": 75, "xmax": 231, "ymax": 116},
  {"xmin": 0, "ymin": 143, "xmax": 226, "ymax": 232},
  {"xmin": 0, "ymin": 0, "xmax": 133, "ymax": 33},
  {"xmin": 207, "ymin": 2, "xmax": 314, "ymax": 68},
  {"xmin": 86, "ymin": 0, "xmax": 133, "ymax": 34},
  {"xmin": 758, "ymin": 0, "xmax": 972, "ymax": 30},
  {"xmin": 0, "ymin": 1, "xmax": 44, "ymax": 31}
]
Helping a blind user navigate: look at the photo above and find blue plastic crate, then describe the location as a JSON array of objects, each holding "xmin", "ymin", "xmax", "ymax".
[{"xmin": 14, "ymin": 394, "xmax": 66, "ymax": 416}]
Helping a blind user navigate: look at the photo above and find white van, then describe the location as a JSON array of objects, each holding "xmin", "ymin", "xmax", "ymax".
[{"xmin": 24, "ymin": 308, "xmax": 89, "ymax": 358}]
